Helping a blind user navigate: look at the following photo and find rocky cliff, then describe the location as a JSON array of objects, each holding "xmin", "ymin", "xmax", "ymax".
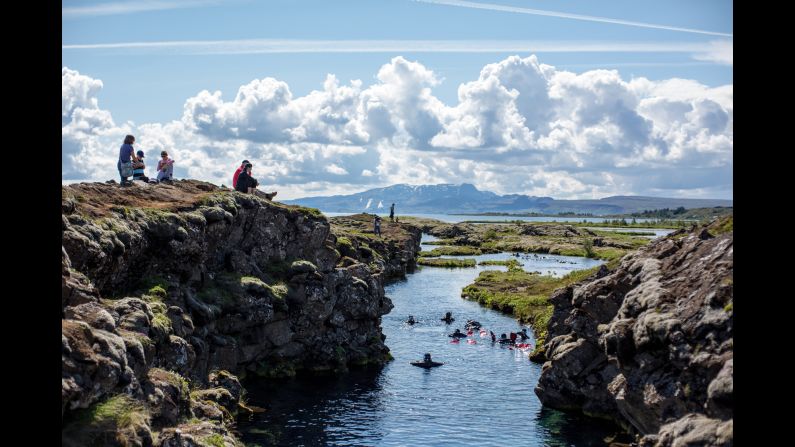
[
  {"xmin": 61, "ymin": 180, "xmax": 421, "ymax": 446},
  {"xmin": 329, "ymin": 213, "xmax": 422, "ymax": 279},
  {"xmin": 534, "ymin": 218, "xmax": 733, "ymax": 446}
]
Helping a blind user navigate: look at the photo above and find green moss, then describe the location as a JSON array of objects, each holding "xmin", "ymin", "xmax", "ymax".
[
  {"xmin": 134, "ymin": 333, "xmax": 154, "ymax": 350},
  {"xmin": 708, "ymin": 215, "xmax": 733, "ymax": 236},
  {"xmin": 296, "ymin": 206, "xmax": 324, "ymax": 219},
  {"xmin": 184, "ymin": 211, "xmax": 207, "ymax": 226},
  {"xmin": 151, "ymin": 313, "xmax": 172, "ymax": 333},
  {"xmin": 197, "ymin": 192, "xmax": 238, "ymax": 213},
  {"xmin": 201, "ymin": 433, "xmax": 226, "ymax": 447},
  {"xmin": 290, "ymin": 260, "xmax": 317, "ymax": 273},
  {"xmin": 148, "ymin": 301, "xmax": 167, "ymax": 314},
  {"xmin": 418, "ymin": 257, "xmax": 476, "ymax": 267},
  {"xmin": 593, "ymin": 247, "xmax": 627, "ymax": 261},
  {"xmin": 478, "ymin": 259, "xmax": 521, "ymax": 268},
  {"xmin": 141, "ymin": 208, "xmax": 187, "ymax": 226},
  {"xmin": 150, "ymin": 368, "xmax": 190, "ymax": 401},
  {"xmin": 240, "ymin": 275, "xmax": 266, "ymax": 288},
  {"xmin": 270, "ymin": 283, "xmax": 288, "ymax": 300},
  {"xmin": 62, "ymin": 394, "xmax": 150, "ymax": 447},
  {"xmin": 148, "ymin": 285, "xmax": 167, "ymax": 299},
  {"xmin": 419, "ymin": 246, "xmax": 482, "ymax": 257},
  {"xmin": 336, "ymin": 237, "xmax": 356, "ymax": 257},
  {"xmin": 724, "ymin": 302, "xmax": 733, "ymax": 312}
]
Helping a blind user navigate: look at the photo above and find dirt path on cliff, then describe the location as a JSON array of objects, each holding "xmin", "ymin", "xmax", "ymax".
[{"xmin": 63, "ymin": 180, "xmax": 228, "ymax": 219}]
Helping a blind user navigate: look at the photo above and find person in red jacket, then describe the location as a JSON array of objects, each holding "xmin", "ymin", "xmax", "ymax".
[{"xmin": 232, "ymin": 159, "xmax": 249, "ymax": 189}]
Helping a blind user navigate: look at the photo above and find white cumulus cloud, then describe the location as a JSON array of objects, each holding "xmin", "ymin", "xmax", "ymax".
[{"xmin": 62, "ymin": 54, "xmax": 732, "ymax": 199}]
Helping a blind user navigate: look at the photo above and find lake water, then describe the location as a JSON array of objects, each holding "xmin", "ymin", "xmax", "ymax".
[
  {"xmin": 322, "ymin": 211, "xmax": 664, "ymax": 224},
  {"xmin": 585, "ymin": 227, "xmax": 676, "ymax": 239},
  {"xmin": 238, "ymin": 236, "xmax": 629, "ymax": 446}
]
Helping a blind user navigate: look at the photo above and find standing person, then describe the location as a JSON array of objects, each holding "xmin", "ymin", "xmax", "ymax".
[
  {"xmin": 132, "ymin": 150, "xmax": 148, "ymax": 182},
  {"xmin": 389, "ymin": 203, "xmax": 395, "ymax": 222},
  {"xmin": 373, "ymin": 215, "xmax": 382, "ymax": 237},
  {"xmin": 235, "ymin": 163, "xmax": 259, "ymax": 193},
  {"xmin": 157, "ymin": 151, "xmax": 175, "ymax": 182},
  {"xmin": 117, "ymin": 135, "xmax": 138, "ymax": 185},
  {"xmin": 233, "ymin": 159, "xmax": 249, "ymax": 189}
]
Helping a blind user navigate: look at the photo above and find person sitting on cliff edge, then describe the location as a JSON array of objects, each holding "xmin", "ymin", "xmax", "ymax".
[
  {"xmin": 156, "ymin": 150, "xmax": 175, "ymax": 183},
  {"xmin": 233, "ymin": 159, "xmax": 249, "ymax": 189},
  {"xmin": 235, "ymin": 162, "xmax": 278, "ymax": 199},
  {"xmin": 235, "ymin": 162, "xmax": 258, "ymax": 193},
  {"xmin": 132, "ymin": 150, "xmax": 149, "ymax": 182}
]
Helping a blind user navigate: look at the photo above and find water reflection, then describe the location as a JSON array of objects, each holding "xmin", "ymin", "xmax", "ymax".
[
  {"xmin": 238, "ymin": 234, "xmax": 625, "ymax": 446},
  {"xmin": 240, "ymin": 367, "xmax": 387, "ymax": 446},
  {"xmin": 535, "ymin": 407, "xmax": 633, "ymax": 447}
]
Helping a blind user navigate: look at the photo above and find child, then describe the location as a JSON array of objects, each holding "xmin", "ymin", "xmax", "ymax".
[
  {"xmin": 157, "ymin": 150, "xmax": 175, "ymax": 182},
  {"xmin": 132, "ymin": 150, "xmax": 148, "ymax": 182}
]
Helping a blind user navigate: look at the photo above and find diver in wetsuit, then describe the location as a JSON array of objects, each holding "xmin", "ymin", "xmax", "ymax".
[{"xmin": 449, "ymin": 328, "xmax": 467, "ymax": 338}]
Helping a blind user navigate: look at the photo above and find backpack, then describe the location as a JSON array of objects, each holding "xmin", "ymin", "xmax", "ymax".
[{"xmin": 120, "ymin": 161, "xmax": 133, "ymax": 177}]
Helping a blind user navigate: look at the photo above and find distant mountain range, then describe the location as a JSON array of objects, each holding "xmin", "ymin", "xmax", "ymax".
[{"xmin": 283, "ymin": 183, "xmax": 733, "ymax": 216}]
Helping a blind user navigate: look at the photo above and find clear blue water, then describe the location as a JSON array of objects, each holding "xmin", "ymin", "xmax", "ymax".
[
  {"xmin": 238, "ymin": 236, "xmax": 628, "ymax": 446},
  {"xmin": 584, "ymin": 226, "xmax": 676, "ymax": 239}
]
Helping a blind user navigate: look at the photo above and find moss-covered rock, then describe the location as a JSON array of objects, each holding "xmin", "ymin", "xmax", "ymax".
[{"xmin": 62, "ymin": 394, "xmax": 153, "ymax": 447}]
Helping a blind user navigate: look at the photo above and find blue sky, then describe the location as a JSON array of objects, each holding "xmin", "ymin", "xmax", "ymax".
[{"xmin": 62, "ymin": 0, "xmax": 733, "ymax": 200}]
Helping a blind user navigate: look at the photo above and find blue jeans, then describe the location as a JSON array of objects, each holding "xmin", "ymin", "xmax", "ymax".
[{"xmin": 117, "ymin": 160, "xmax": 128, "ymax": 183}]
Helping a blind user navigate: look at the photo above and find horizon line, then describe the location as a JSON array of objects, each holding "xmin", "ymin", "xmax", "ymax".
[{"xmin": 283, "ymin": 182, "xmax": 734, "ymax": 202}]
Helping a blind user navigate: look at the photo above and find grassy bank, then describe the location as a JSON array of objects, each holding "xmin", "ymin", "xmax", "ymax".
[
  {"xmin": 418, "ymin": 257, "xmax": 476, "ymax": 267},
  {"xmin": 406, "ymin": 220, "xmax": 651, "ymax": 262},
  {"xmin": 419, "ymin": 246, "xmax": 484, "ymax": 257}
]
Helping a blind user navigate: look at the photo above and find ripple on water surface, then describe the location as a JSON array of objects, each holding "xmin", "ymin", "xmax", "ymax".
[{"xmin": 239, "ymin": 234, "xmax": 628, "ymax": 446}]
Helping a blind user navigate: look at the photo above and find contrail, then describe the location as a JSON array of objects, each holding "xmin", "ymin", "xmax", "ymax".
[
  {"xmin": 412, "ymin": 0, "xmax": 732, "ymax": 37},
  {"xmin": 62, "ymin": 39, "xmax": 720, "ymax": 54},
  {"xmin": 63, "ymin": 0, "xmax": 221, "ymax": 18}
]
